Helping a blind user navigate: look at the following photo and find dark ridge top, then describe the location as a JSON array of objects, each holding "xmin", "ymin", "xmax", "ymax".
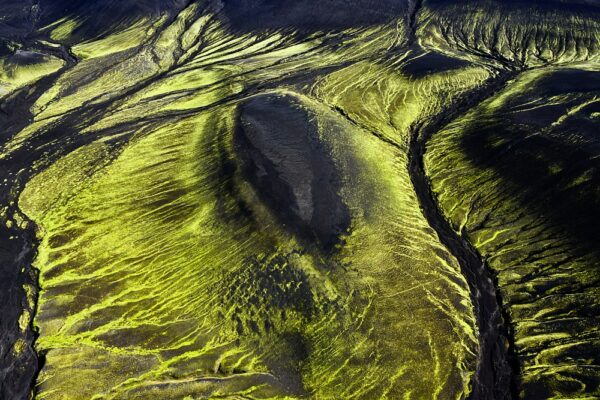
[
  {"xmin": 401, "ymin": 51, "xmax": 472, "ymax": 77},
  {"xmin": 234, "ymin": 94, "xmax": 350, "ymax": 250}
]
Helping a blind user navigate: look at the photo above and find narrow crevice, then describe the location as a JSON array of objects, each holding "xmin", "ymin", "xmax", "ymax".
[
  {"xmin": 407, "ymin": 71, "xmax": 520, "ymax": 400},
  {"xmin": 407, "ymin": 0, "xmax": 424, "ymax": 45},
  {"xmin": 324, "ymin": 66, "xmax": 522, "ymax": 398}
]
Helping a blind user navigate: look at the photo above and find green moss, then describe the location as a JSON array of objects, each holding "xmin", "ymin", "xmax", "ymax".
[
  {"xmin": 49, "ymin": 18, "xmax": 82, "ymax": 42},
  {"xmin": 72, "ymin": 19, "xmax": 151, "ymax": 60},
  {"xmin": 17, "ymin": 53, "xmax": 490, "ymax": 397},
  {"xmin": 0, "ymin": 53, "xmax": 64, "ymax": 100}
]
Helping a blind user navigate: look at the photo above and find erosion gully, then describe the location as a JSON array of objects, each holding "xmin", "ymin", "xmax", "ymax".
[
  {"xmin": 0, "ymin": 42, "xmax": 79, "ymax": 400},
  {"xmin": 408, "ymin": 70, "xmax": 519, "ymax": 400}
]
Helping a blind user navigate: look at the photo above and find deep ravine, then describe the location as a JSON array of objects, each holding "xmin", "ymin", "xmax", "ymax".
[{"xmin": 407, "ymin": 71, "xmax": 519, "ymax": 400}]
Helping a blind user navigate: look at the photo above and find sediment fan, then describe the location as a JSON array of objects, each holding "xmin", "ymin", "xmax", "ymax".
[{"xmin": 0, "ymin": 0, "xmax": 598, "ymax": 399}]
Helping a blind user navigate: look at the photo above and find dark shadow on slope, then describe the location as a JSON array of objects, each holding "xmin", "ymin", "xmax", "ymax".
[
  {"xmin": 220, "ymin": 0, "xmax": 408, "ymax": 33},
  {"xmin": 400, "ymin": 50, "xmax": 472, "ymax": 78},
  {"xmin": 460, "ymin": 69, "xmax": 600, "ymax": 255},
  {"xmin": 459, "ymin": 69, "xmax": 600, "ymax": 398},
  {"xmin": 424, "ymin": 0, "xmax": 600, "ymax": 9},
  {"xmin": 0, "ymin": 0, "xmax": 185, "ymax": 44}
]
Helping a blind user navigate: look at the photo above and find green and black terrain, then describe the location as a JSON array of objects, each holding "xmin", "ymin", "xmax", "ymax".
[{"xmin": 0, "ymin": 0, "xmax": 598, "ymax": 399}]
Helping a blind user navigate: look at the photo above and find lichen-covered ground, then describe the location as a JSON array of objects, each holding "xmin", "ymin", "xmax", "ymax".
[
  {"xmin": 425, "ymin": 67, "xmax": 600, "ymax": 398},
  {"xmin": 1, "ymin": 1, "xmax": 599, "ymax": 399}
]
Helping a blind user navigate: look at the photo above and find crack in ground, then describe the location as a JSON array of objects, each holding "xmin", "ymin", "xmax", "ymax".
[{"xmin": 407, "ymin": 71, "xmax": 520, "ymax": 400}]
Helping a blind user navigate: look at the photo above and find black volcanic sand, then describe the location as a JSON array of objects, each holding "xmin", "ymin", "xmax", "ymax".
[
  {"xmin": 220, "ymin": 0, "xmax": 409, "ymax": 32},
  {"xmin": 234, "ymin": 94, "xmax": 350, "ymax": 251},
  {"xmin": 409, "ymin": 74, "xmax": 517, "ymax": 400},
  {"xmin": 0, "ymin": 0, "xmax": 400, "ymax": 42},
  {"xmin": 0, "ymin": 223, "xmax": 38, "ymax": 400},
  {"xmin": 0, "ymin": 51, "xmax": 75, "ymax": 400}
]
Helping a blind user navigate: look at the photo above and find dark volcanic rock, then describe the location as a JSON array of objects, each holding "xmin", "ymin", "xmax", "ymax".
[
  {"xmin": 0, "ymin": 225, "xmax": 38, "ymax": 400},
  {"xmin": 234, "ymin": 94, "xmax": 350, "ymax": 250}
]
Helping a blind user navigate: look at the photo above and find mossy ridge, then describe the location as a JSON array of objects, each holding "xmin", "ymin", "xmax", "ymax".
[
  {"xmin": 0, "ymin": 51, "xmax": 64, "ymax": 100},
  {"xmin": 419, "ymin": 0, "xmax": 600, "ymax": 69},
  {"xmin": 425, "ymin": 66, "xmax": 600, "ymax": 398},
  {"xmin": 21, "ymin": 82, "xmax": 478, "ymax": 399}
]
